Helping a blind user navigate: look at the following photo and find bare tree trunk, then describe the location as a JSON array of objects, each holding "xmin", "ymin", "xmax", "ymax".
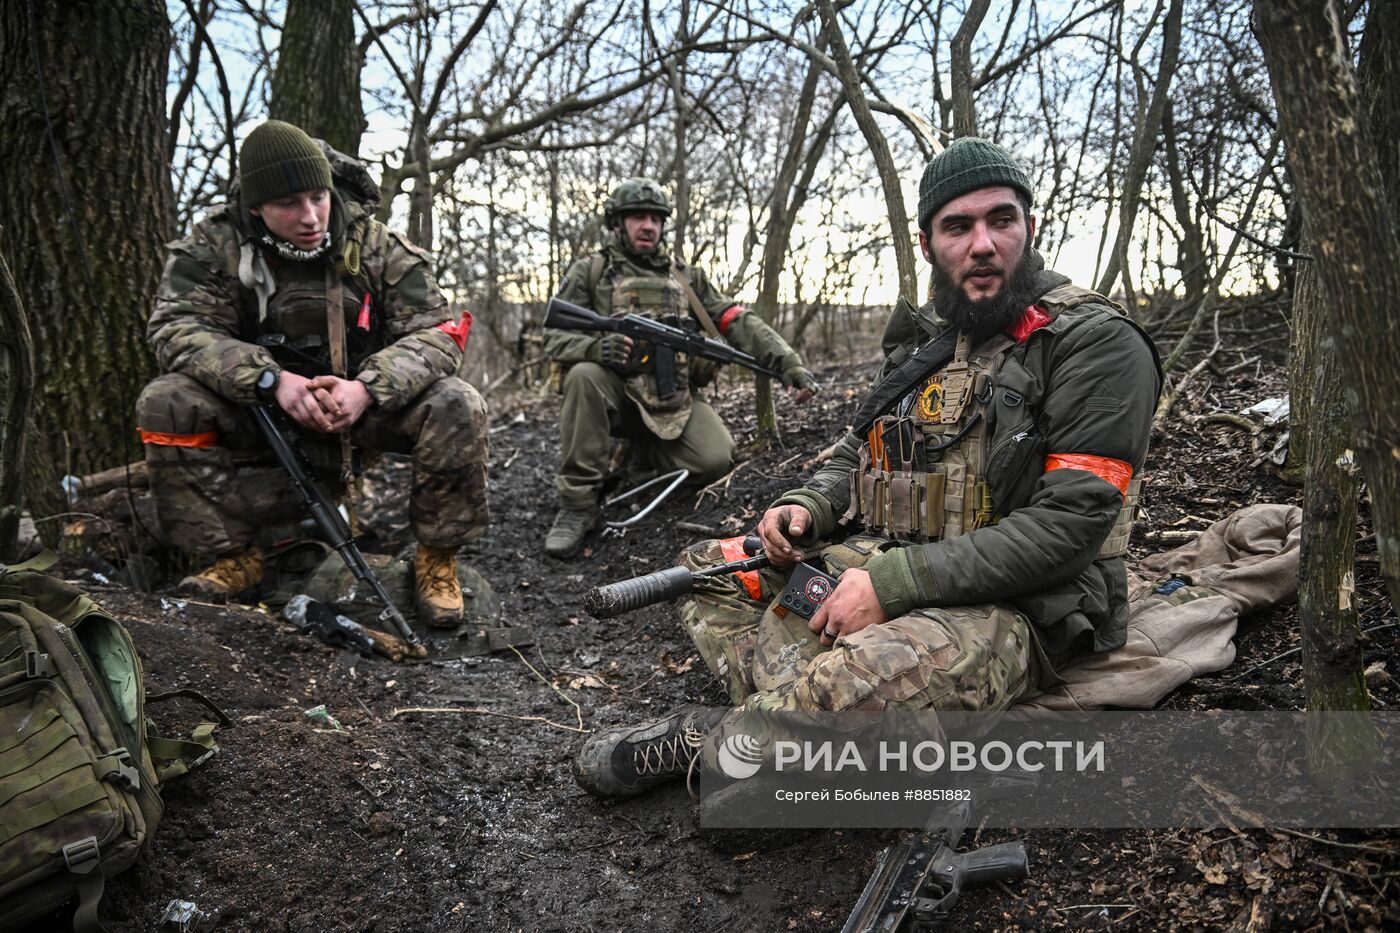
[
  {"xmin": 1095, "ymin": 0, "xmax": 1182, "ymax": 297},
  {"xmin": 753, "ymin": 36, "xmax": 830, "ymax": 447},
  {"xmin": 1293, "ymin": 228, "xmax": 1370, "ymax": 712},
  {"xmin": 1255, "ymin": 0, "xmax": 1400, "ymax": 613},
  {"xmin": 0, "ymin": 0, "xmax": 172, "ymax": 478},
  {"xmin": 0, "ymin": 232, "xmax": 34, "ymax": 560},
  {"xmin": 268, "ymin": 0, "xmax": 365, "ymax": 155},
  {"xmin": 817, "ymin": 0, "xmax": 918, "ymax": 303},
  {"xmin": 950, "ymin": 0, "xmax": 991, "ymax": 138}
]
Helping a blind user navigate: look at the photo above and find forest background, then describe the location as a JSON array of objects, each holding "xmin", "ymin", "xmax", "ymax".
[{"xmin": 0, "ymin": 0, "xmax": 1397, "ymax": 760}]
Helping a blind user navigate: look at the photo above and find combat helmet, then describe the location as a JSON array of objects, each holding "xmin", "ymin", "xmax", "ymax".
[{"xmin": 603, "ymin": 177, "xmax": 672, "ymax": 226}]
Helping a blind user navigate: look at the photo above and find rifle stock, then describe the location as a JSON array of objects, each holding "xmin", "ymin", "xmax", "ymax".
[{"xmin": 252, "ymin": 406, "xmax": 426, "ymax": 656}]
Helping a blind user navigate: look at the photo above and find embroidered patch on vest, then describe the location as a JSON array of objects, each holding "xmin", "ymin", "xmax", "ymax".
[{"xmin": 916, "ymin": 378, "xmax": 943, "ymax": 421}]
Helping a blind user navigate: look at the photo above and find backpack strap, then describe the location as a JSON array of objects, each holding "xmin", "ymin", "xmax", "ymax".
[
  {"xmin": 587, "ymin": 251, "xmax": 606, "ymax": 298},
  {"xmin": 61, "ymin": 836, "xmax": 107, "ymax": 933},
  {"xmin": 0, "ymin": 549, "xmax": 57, "ymax": 574},
  {"xmin": 146, "ymin": 689, "xmax": 231, "ymax": 783}
]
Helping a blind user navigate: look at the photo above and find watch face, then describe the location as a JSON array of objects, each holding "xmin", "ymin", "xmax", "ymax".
[{"xmin": 259, "ymin": 369, "xmax": 278, "ymax": 391}]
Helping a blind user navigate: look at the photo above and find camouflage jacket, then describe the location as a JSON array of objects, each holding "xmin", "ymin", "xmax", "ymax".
[
  {"xmin": 775, "ymin": 258, "xmax": 1162, "ymax": 663},
  {"xmin": 542, "ymin": 235, "xmax": 805, "ymax": 378},
  {"xmin": 147, "ymin": 185, "xmax": 460, "ymax": 413}
]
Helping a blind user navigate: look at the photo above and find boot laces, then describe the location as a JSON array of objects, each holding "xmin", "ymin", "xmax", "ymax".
[
  {"xmin": 418, "ymin": 551, "xmax": 460, "ymax": 597},
  {"xmin": 634, "ymin": 726, "xmax": 707, "ymax": 776}
]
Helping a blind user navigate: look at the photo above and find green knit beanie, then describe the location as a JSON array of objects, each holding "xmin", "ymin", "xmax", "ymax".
[
  {"xmin": 238, "ymin": 120, "xmax": 333, "ymax": 207},
  {"xmin": 917, "ymin": 137, "xmax": 1033, "ymax": 232}
]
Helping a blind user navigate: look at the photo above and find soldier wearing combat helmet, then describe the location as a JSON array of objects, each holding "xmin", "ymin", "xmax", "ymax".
[
  {"xmin": 574, "ymin": 139, "xmax": 1163, "ymax": 798},
  {"xmin": 542, "ymin": 177, "xmax": 818, "ymax": 558},
  {"xmin": 137, "ymin": 120, "xmax": 488, "ymax": 627}
]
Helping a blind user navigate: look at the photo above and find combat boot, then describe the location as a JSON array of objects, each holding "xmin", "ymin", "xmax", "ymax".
[
  {"xmin": 544, "ymin": 506, "xmax": 599, "ymax": 559},
  {"xmin": 178, "ymin": 547, "xmax": 264, "ymax": 603},
  {"xmin": 413, "ymin": 544, "xmax": 465, "ymax": 629},
  {"xmin": 574, "ymin": 704, "xmax": 727, "ymax": 798}
]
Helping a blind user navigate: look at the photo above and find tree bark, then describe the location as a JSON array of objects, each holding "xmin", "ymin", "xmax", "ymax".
[
  {"xmin": 268, "ymin": 0, "xmax": 365, "ymax": 155},
  {"xmin": 950, "ymin": 0, "xmax": 991, "ymax": 138},
  {"xmin": 1255, "ymin": 0, "xmax": 1400, "ymax": 613},
  {"xmin": 0, "ymin": 0, "xmax": 172, "ymax": 477},
  {"xmin": 817, "ymin": 0, "xmax": 918, "ymax": 304},
  {"xmin": 1095, "ymin": 0, "xmax": 1182, "ymax": 297},
  {"xmin": 0, "ymin": 232, "xmax": 35, "ymax": 560}
]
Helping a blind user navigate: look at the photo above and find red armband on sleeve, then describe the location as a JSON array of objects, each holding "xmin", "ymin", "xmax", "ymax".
[
  {"xmin": 436, "ymin": 310, "xmax": 473, "ymax": 351},
  {"xmin": 1044, "ymin": 453, "xmax": 1132, "ymax": 497},
  {"xmin": 717, "ymin": 305, "xmax": 746, "ymax": 334}
]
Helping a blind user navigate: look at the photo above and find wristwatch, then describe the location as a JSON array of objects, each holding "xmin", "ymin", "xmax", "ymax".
[{"xmin": 255, "ymin": 366, "xmax": 281, "ymax": 402}]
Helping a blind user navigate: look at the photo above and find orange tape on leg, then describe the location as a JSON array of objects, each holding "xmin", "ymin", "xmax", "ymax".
[{"xmin": 139, "ymin": 429, "xmax": 218, "ymax": 448}]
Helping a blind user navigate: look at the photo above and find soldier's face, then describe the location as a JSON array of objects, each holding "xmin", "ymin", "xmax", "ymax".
[
  {"xmin": 919, "ymin": 186, "xmax": 1035, "ymax": 302},
  {"xmin": 251, "ymin": 188, "xmax": 332, "ymax": 249},
  {"xmin": 618, "ymin": 211, "xmax": 664, "ymax": 251}
]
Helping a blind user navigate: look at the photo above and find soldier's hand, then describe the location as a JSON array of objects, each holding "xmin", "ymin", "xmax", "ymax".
[
  {"xmin": 809, "ymin": 568, "xmax": 887, "ymax": 646},
  {"xmin": 596, "ymin": 334, "xmax": 635, "ymax": 371},
  {"xmin": 757, "ymin": 504, "xmax": 812, "ymax": 569},
  {"xmin": 275, "ymin": 371, "xmax": 339, "ymax": 433},
  {"xmin": 307, "ymin": 375, "xmax": 374, "ymax": 433},
  {"xmin": 784, "ymin": 367, "xmax": 819, "ymax": 404}
]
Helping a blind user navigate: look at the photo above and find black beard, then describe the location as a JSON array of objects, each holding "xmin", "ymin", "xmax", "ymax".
[{"xmin": 932, "ymin": 247, "xmax": 1041, "ymax": 344}]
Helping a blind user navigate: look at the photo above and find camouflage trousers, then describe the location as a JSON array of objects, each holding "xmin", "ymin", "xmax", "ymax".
[
  {"xmin": 555, "ymin": 362, "xmax": 734, "ymax": 510},
  {"xmin": 676, "ymin": 535, "xmax": 1045, "ymax": 714},
  {"xmin": 136, "ymin": 372, "xmax": 489, "ymax": 558}
]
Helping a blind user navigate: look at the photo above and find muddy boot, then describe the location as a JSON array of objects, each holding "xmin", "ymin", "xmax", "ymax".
[
  {"xmin": 178, "ymin": 547, "xmax": 264, "ymax": 603},
  {"xmin": 574, "ymin": 704, "xmax": 727, "ymax": 798},
  {"xmin": 545, "ymin": 506, "xmax": 599, "ymax": 559},
  {"xmin": 413, "ymin": 545, "xmax": 465, "ymax": 629}
]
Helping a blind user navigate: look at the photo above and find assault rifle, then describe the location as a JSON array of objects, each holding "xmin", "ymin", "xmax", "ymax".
[
  {"xmin": 544, "ymin": 295, "xmax": 786, "ymax": 399},
  {"xmin": 252, "ymin": 406, "xmax": 426, "ymax": 657},
  {"xmin": 841, "ymin": 775, "xmax": 1034, "ymax": 932}
]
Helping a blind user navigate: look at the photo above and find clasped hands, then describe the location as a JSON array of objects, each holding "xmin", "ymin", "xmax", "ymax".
[
  {"xmin": 274, "ymin": 371, "xmax": 373, "ymax": 434},
  {"xmin": 756, "ymin": 504, "xmax": 888, "ymax": 646}
]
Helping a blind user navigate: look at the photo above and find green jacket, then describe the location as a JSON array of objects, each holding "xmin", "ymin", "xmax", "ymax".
[
  {"xmin": 147, "ymin": 183, "xmax": 460, "ymax": 413},
  {"xmin": 543, "ymin": 235, "xmax": 804, "ymax": 377},
  {"xmin": 776, "ymin": 260, "xmax": 1161, "ymax": 663}
]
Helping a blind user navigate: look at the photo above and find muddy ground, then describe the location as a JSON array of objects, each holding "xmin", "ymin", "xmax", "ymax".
[{"xmin": 30, "ymin": 304, "xmax": 1400, "ymax": 932}]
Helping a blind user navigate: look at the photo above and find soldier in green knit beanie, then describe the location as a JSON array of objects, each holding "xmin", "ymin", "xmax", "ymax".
[
  {"xmin": 136, "ymin": 120, "xmax": 490, "ymax": 630},
  {"xmin": 573, "ymin": 139, "xmax": 1166, "ymax": 803}
]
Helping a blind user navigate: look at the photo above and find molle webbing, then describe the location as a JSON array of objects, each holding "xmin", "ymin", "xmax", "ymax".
[{"xmin": 1096, "ymin": 475, "xmax": 1142, "ymax": 559}]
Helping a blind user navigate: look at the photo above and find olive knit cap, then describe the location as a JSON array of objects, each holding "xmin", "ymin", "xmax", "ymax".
[
  {"xmin": 238, "ymin": 120, "xmax": 333, "ymax": 207},
  {"xmin": 917, "ymin": 137, "xmax": 1033, "ymax": 232}
]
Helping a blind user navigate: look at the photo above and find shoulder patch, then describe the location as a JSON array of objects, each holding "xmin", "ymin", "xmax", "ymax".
[
  {"xmin": 164, "ymin": 254, "xmax": 210, "ymax": 295},
  {"xmin": 1084, "ymin": 380, "xmax": 1124, "ymax": 413}
]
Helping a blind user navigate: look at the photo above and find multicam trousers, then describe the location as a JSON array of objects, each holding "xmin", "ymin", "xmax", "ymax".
[
  {"xmin": 136, "ymin": 372, "xmax": 489, "ymax": 558},
  {"xmin": 676, "ymin": 535, "xmax": 1047, "ymax": 714},
  {"xmin": 555, "ymin": 362, "xmax": 734, "ymax": 510}
]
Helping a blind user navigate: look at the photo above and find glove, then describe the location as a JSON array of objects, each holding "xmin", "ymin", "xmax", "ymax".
[
  {"xmin": 590, "ymin": 334, "xmax": 634, "ymax": 372},
  {"xmin": 783, "ymin": 367, "xmax": 819, "ymax": 394}
]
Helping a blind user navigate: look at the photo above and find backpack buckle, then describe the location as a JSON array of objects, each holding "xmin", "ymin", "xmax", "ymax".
[
  {"xmin": 25, "ymin": 650, "xmax": 55, "ymax": 679},
  {"xmin": 63, "ymin": 836, "xmax": 101, "ymax": 876},
  {"xmin": 99, "ymin": 748, "xmax": 141, "ymax": 792}
]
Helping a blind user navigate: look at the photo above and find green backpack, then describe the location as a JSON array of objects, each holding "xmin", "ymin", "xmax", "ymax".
[{"xmin": 0, "ymin": 554, "xmax": 223, "ymax": 932}]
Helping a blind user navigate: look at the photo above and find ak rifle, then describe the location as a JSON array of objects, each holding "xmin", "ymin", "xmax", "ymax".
[
  {"xmin": 544, "ymin": 295, "xmax": 786, "ymax": 399},
  {"xmin": 252, "ymin": 405, "xmax": 426, "ymax": 657}
]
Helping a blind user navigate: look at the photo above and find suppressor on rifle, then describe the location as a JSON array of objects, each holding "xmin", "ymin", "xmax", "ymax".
[{"xmin": 585, "ymin": 566, "xmax": 695, "ymax": 619}]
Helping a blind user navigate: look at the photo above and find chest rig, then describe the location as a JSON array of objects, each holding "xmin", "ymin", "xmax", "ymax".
[
  {"xmin": 238, "ymin": 242, "xmax": 380, "ymax": 380},
  {"xmin": 843, "ymin": 329, "xmax": 1014, "ymax": 543},
  {"xmin": 840, "ymin": 306, "xmax": 1142, "ymax": 559}
]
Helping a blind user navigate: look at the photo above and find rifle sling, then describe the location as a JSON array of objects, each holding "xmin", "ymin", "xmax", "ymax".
[
  {"xmin": 670, "ymin": 262, "xmax": 723, "ymax": 339},
  {"xmin": 850, "ymin": 327, "xmax": 961, "ymax": 436}
]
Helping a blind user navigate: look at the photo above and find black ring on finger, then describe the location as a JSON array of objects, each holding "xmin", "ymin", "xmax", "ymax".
[{"xmin": 822, "ymin": 627, "xmax": 837, "ymax": 640}]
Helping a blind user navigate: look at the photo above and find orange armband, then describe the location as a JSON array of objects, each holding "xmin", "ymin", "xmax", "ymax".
[
  {"xmin": 718, "ymin": 535, "xmax": 763, "ymax": 600},
  {"xmin": 1044, "ymin": 453, "xmax": 1132, "ymax": 497}
]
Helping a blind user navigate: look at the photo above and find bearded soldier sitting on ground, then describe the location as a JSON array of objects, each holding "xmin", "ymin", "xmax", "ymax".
[
  {"xmin": 574, "ymin": 138, "xmax": 1162, "ymax": 797},
  {"xmin": 137, "ymin": 120, "xmax": 488, "ymax": 627},
  {"xmin": 542, "ymin": 177, "xmax": 818, "ymax": 558}
]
